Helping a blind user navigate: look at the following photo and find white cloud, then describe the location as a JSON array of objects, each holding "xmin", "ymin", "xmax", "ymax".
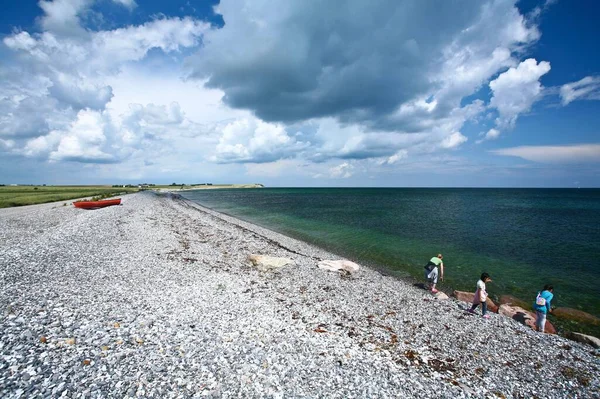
[
  {"xmin": 121, "ymin": 102, "xmax": 184, "ymax": 134},
  {"xmin": 50, "ymin": 109, "xmax": 115, "ymax": 163},
  {"xmin": 307, "ymin": 119, "xmax": 425, "ymax": 162},
  {"xmin": 48, "ymin": 72, "xmax": 114, "ymax": 110},
  {"xmin": 329, "ymin": 162, "xmax": 354, "ymax": 179},
  {"xmin": 485, "ymin": 128, "xmax": 500, "ymax": 140},
  {"xmin": 17, "ymin": 99, "xmax": 209, "ymax": 165},
  {"xmin": 0, "ymin": 139, "xmax": 16, "ymax": 151},
  {"xmin": 211, "ymin": 118, "xmax": 308, "ymax": 163},
  {"xmin": 3, "ymin": 31, "xmax": 38, "ymax": 51},
  {"xmin": 38, "ymin": 0, "xmax": 92, "ymax": 36},
  {"xmin": 306, "ymin": 101, "xmax": 483, "ymax": 163},
  {"xmin": 434, "ymin": 9, "xmax": 537, "ymax": 108},
  {"xmin": 23, "ymin": 131, "xmax": 62, "ymax": 157},
  {"xmin": 91, "ymin": 18, "xmax": 208, "ymax": 70},
  {"xmin": 117, "ymin": 102, "xmax": 186, "ymax": 147},
  {"xmin": 112, "ymin": 0, "xmax": 137, "ymax": 10},
  {"xmin": 476, "ymin": 128, "xmax": 501, "ymax": 144},
  {"xmin": 105, "ymin": 67, "xmax": 241, "ymax": 124},
  {"xmin": 1, "ymin": 5, "xmax": 226, "ymax": 170},
  {"xmin": 3, "ymin": 18, "xmax": 208, "ymax": 75},
  {"xmin": 528, "ymin": 0, "xmax": 558, "ymax": 20},
  {"xmin": 1, "ymin": 14, "xmax": 208, "ymax": 149},
  {"xmin": 38, "ymin": 0, "xmax": 138, "ymax": 36},
  {"xmin": 559, "ymin": 76, "xmax": 600, "ymax": 105},
  {"xmin": 489, "ymin": 58, "xmax": 551, "ymax": 129},
  {"xmin": 380, "ymin": 150, "xmax": 408, "ymax": 165},
  {"xmin": 491, "ymin": 144, "xmax": 600, "ymax": 163},
  {"xmin": 0, "ymin": 95, "xmax": 60, "ymax": 139},
  {"xmin": 21, "ymin": 109, "xmax": 114, "ymax": 162},
  {"xmin": 440, "ymin": 132, "xmax": 468, "ymax": 149}
]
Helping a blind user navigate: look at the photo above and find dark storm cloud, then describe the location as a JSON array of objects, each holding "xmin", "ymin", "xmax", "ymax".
[{"xmin": 188, "ymin": 0, "xmax": 482, "ymax": 128}]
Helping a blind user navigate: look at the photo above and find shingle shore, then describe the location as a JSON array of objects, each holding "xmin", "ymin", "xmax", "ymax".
[{"xmin": 1, "ymin": 191, "xmax": 598, "ymax": 398}]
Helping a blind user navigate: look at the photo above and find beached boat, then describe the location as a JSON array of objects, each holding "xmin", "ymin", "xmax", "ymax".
[{"xmin": 73, "ymin": 198, "xmax": 121, "ymax": 209}]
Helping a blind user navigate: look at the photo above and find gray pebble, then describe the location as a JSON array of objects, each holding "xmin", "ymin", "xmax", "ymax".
[{"xmin": 0, "ymin": 192, "xmax": 598, "ymax": 398}]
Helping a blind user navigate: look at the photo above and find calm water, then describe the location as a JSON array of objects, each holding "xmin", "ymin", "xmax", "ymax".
[{"xmin": 182, "ymin": 188, "xmax": 600, "ymax": 320}]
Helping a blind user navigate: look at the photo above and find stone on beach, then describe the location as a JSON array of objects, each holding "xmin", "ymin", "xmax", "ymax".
[
  {"xmin": 498, "ymin": 304, "xmax": 556, "ymax": 334},
  {"xmin": 453, "ymin": 290, "xmax": 472, "ymax": 303},
  {"xmin": 565, "ymin": 332, "xmax": 600, "ymax": 348},
  {"xmin": 247, "ymin": 254, "xmax": 294, "ymax": 271},
  {"xmin": 317, "ymin": 259, "xmax": 360, "ymax": 273},
  {"xmin": 452, "ymin": 290, "xmax": 498, "ymax": 313},
  {"xmin": 433, "ymin": 291, "xmax": 449, "ymax": 300}
]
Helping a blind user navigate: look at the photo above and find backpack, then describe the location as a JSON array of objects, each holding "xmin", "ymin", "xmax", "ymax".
[{"xmin": 535, "ymin": 292, "xmax": 546, "ymax": 307}]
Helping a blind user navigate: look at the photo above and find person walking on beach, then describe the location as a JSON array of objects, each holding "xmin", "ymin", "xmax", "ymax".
[
  {"xmin": 468, "ymin": 273, "xmax": 492, "ymax": 319},
  {"xmin": 533, "ymin": 285, "xmax": 554, "ymax": 333},
  {"xmin": 424, "ymin": 254, "xmax": 444, "ymax": 294}
]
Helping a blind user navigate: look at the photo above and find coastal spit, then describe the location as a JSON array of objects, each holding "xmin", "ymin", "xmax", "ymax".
[{"xmin": 1, "ymin": 191, "xmax": 598, "ymax": 398}]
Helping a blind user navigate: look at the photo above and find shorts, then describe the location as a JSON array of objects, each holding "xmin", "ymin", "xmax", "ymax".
[{"xmin": 425, "ymin": 267, "xmax": 438, "ymax": 284}]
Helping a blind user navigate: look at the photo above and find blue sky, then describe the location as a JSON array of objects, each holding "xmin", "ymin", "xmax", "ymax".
[{"xmin": 0, "ymin": 0, "xmax": 599, "ymax": 187}]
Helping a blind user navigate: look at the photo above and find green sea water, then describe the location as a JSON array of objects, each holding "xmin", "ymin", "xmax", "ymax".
[{"xmin": 182, "ymin": 188, "xmax": 600, "ymax": 334}]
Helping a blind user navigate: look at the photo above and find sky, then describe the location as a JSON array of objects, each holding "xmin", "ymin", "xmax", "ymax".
[{"xmin": 0, "ymin": 0, "xmax": 599, "ymax": 187}]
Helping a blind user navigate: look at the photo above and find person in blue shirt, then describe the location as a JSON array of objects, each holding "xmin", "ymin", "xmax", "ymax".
[{"xmin": 533, "ymin": 284, "xmax": 554, "ymax": 333}]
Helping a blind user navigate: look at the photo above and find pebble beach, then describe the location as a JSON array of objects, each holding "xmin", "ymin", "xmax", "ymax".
[{"xmin": 1, "ymin": 191, "xmax": 599, "ymax": 398}]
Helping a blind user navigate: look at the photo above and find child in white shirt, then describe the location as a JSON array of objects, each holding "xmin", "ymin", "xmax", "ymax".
[{"xmin": 468, "ymin": 273, "xmax": 492, "ymax": 319}]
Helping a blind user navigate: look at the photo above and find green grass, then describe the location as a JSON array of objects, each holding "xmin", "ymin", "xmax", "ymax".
[{"xmin": 0, "ymin": 186, "xmax": 139, "ymax": 208}]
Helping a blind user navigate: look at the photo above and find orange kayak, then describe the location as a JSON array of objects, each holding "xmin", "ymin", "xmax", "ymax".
[{"xmin": 73, "ymin": 198, "xmax": 121, "ymax": 209}]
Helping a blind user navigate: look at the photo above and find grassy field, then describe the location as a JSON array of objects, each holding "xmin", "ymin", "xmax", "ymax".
[
  {"xmin": 0, "ymin": 186, "xmax": 138, "ymax": 208},
  {"xmin": 0, "ymin": 184, "xmax": 263, "ymax": 208}
]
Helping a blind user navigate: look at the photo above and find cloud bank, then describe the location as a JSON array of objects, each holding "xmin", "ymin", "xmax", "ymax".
[
  {"xmin": 0, "ymin": 0, "xmax": 597, "ymax": 185},
  {"xmin": 492, "ymin": 144, "xmax": 600, "ymax": 163}
]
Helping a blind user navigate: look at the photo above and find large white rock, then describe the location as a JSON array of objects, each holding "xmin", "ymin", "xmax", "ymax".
[
  {"xmin": 566, "ymin": 332, "xmax": 600, "ymax": 348},
  {"xmin": 434, "ymin": 292, "xmax": 449, "ymax": 300},
  {"xmin": 247, "ymin": 254, "xmax": 294, "ymax": 272},
  {"xmin": 317, "ymin": 260, "xmax": 360, "ymax": 274}
]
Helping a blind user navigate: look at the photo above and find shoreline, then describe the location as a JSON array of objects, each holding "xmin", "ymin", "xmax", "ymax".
[
  {"xmin": 177, "ymin": 191, "xmax": 600, "ymax": 336},
  {"xmin": 1, "ymin": 191, "xmax": 598, "ymax": 397},
  {"xmin": 177, "ymin": 192, "xmax": 430, "ymax": 288}
]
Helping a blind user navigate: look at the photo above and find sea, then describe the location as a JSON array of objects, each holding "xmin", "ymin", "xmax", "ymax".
[{"xmin": 181, "ymin": 188, "xmax": 600, "ymax": 332}]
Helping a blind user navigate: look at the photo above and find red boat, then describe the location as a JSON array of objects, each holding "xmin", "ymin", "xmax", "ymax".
[{"xmin": 73, "ymin": 198, "xmax": 121, "ymax": 209}]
